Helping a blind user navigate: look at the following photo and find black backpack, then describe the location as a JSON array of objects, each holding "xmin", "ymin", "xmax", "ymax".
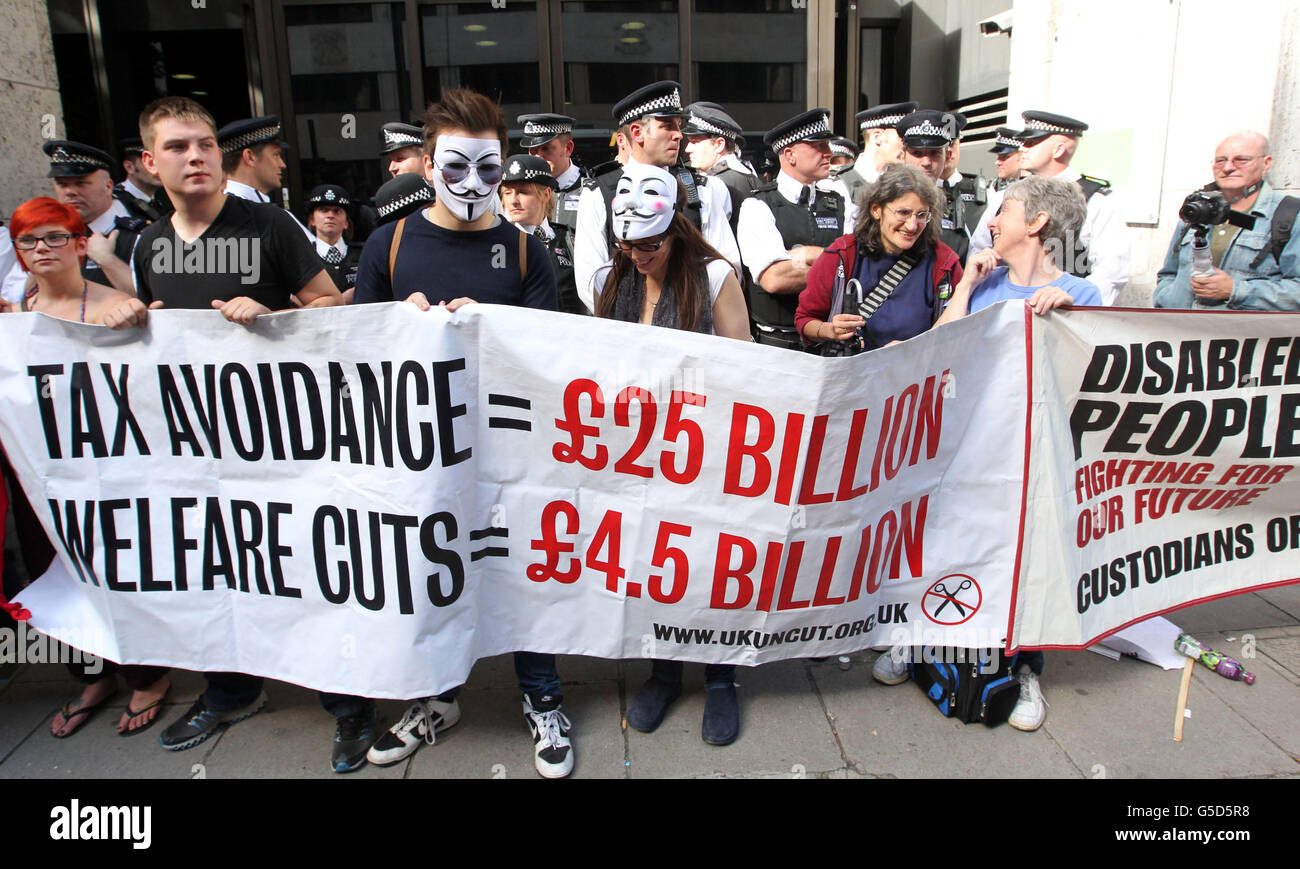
[
  {"xmin": 1249, "ymin": 195, "xmax": 1300, "ymax": 269},
  {"xmin": 910, "ymin": 648, "xmax": 1021, "ymax": 726}
]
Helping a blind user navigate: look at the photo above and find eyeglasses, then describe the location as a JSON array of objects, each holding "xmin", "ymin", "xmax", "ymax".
[
  {"xmin": 13, "ymin": 232, "xmax": 77, "ymax": 250},
  {"xmin": 615, "ymin": 236, "xmax": 668, "ymax": 253},
  {"xmin": 434, "ymin": 160, "xmax": 504, "ymax": 186},
  {"xmin": 885, "ymin": 206, "xmax": 932, "ymax": 224},
  {"xmin": 1213, "ymin": 156, "xmax": 1263, "ymax": 168}
]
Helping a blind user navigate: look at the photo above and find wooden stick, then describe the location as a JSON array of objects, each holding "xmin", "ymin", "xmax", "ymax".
[{"xmin": 1173, "ymin": 656, "xmax": 1194, "ymax": 742}]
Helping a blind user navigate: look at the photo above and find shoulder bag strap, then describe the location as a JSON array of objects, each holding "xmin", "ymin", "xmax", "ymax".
[
  {"xmin": 519, "ymin": 229, "xmax": 528, "ymax": 281},
  {"xmin": 388, "ymin": 217, "xmax": 407, "ymax": 287},
  {"xmin": 858, "ymin": 247, "xmax": 923, "ymax": 323}
]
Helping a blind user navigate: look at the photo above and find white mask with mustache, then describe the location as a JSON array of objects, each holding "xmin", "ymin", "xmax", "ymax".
[
  {"xmin": 611, "ymin": 163, "xmax": 677, "ymax": 240},
  {"xmin": 429, "ymin": 134, "xmax": 503, "ymax": 222}
]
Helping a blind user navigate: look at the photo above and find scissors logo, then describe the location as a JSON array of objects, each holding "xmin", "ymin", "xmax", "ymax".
[{"xmin": 922, "ymin": 574, "xmax": 982, "ymax": 625}]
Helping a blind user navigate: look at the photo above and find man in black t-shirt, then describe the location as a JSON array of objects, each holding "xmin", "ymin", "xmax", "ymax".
[
  {"xmin": 132, "ymin": 97, "xmax": 344, "ymax": 761},
  {"xmin": 353, "ymin": 88, "xmax": 572, "ymax": 780}
]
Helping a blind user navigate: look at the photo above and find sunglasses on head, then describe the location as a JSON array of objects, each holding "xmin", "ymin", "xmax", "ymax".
[
  {"xmin": 614, "ymin": 235, "xmax": 668, "ymax": 253},
  {"xmin": 435, "ymin": 160, "xmax": 504, "ymax": 186}
]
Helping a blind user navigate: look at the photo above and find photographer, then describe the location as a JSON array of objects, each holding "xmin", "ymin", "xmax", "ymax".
[{"xmin": 1155, "ymin": 131, "xmax": 1300, "ymax": 311}]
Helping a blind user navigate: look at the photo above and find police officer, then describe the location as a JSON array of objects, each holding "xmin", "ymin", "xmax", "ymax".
[
  {"xmin": 42, "ymin": 140, "xmax": 139, "ymax": 294},
  {"xmin": 837, "ymin": 101, "xmax": 918, "ymax": 203},
  {"xmin": 518, "ymin": 113, "xmax": 586, "ymax": 240},
  {"xmin": 737, "ymin": 108, "xmax": 851, "ymax": 350},
  {"xmin": 574, "ymin": 80, "xmax": 741, "ymax": 313},
  {"xmin": 380, "ymin": 121, "xmax": 425, "ymax": 178},
  {"xmin": 501, "ymin": 154, "xmax": 582, "ymax": 314},
  {"xmin": 304, "ymin": 184, "xmax": 361, "ymax": 296},
  {"xmin": 970, "ymin": 110, "xmax": 1129, "ymax": 304},
  {"xmin": 219, "ymin": 115, "xmax": 316, "ymax": 241},
  {"xmin": 682, "ymin": 101, "xmax": 759, "ymax": 237},
  {"xmin": 939, "ymin": 113, "xmax": 989, "ymax": 238},
  {"xmin": 115, "ymin": 138, "xmax": 168, "ymax": 222},
  {"xmin": 988, "ymin": 126, "xmax": 1024, "ymax": 191},
  {"xmin": 828, "ymin": 137, "xmax": 858, "ymax": 172},
  {"xmin": 896, "ymin": 109, "xmax": 968, "ymax": 262}
]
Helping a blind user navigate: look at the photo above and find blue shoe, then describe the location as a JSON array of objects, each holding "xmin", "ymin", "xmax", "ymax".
[
  {"xmin": 627, "ymin": 677, "xmax": 681, "ymax": 733},
  {"xmin": 332, "ymin": 709, "xmax": 378, "ymax": 773},
  {"xmin": 701, "ymin": 681, "xmax": 739, "ymax": 746}
]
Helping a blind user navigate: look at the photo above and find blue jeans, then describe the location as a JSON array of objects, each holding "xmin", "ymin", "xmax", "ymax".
[
  {"xmin": 436, "ymin": 651, "xmax": 561, "ymax": 703},
  {"xmin": 1018, "ymin": 650, "xmax": 1045, "ymax": 676}
]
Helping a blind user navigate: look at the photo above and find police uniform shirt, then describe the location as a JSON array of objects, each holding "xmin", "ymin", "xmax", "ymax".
[
  {"xmin": 225, "ymin": 178, "xmax": 269, "ymax": 204},
  {"xmin": 737, "ymin": 170, "xmax": 856, "ymax": 286},
  {"xmin": 132, "ymin": 196, "xmax": 326, "ymax": 310},
  {"xmin": 851, "ymin": 154, "xmax": 882, "ymax": 185},
  {"xmin": 121, "ymin": 179, "xmax": 153, "ymax": 204},
  {"xmin": 573, "ymin": 156, "xmax": 742, "ymax": 314}
]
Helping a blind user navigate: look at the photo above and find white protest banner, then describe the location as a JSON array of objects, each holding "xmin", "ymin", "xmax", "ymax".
[
  {"xmin": 1012, "ymin": 309, "xmax": 1300, "ymax": 649},
  {"xmin": 0, "ymin": 302, "xmax": 1026, "ymax": 698}
]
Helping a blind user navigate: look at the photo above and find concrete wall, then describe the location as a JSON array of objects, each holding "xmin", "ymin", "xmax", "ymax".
[
  {"xmin": 1007, "ymin": 0, "xmax": 1298, "ymax": 305},
  {"xmin": 0, "ymin": 0, "xmax": 62, "ymax": 218}
]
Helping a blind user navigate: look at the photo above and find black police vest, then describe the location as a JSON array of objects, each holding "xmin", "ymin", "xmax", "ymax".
[
  {"xmin": 319, "ymin": 242, "xmax": 362, "ymax": 292},
  {"xmin": 113, "ymin": 185, "xmax": 162, "ymax": 223},
  {"xmin": 939, "ymin": 184, "xmax": 970, "ymax": 263},
  {"xmin": 748, "ymin": 181, "xmax": 845, "ymax": 330},
  {"xmin": 713, "ymin": 165, "xmax": 760, "ymax": 237},
  {"xmin": 551, "ymin": 166, "xmax": 587, "ymax": 235},
  {"xmin": 544, "ymin": 224, "xmax": 586, "ymax": 315},
  {"xmin": 955, "ymin": 175, "xmax": 987, "ymax": 237},
  {"xmin": 1067, "ymin": 175, "xmax": 1110, "ymax": 278},
  {"xmin": 81, "ymin": 216, "xmax": 142, "ymax": 288}
]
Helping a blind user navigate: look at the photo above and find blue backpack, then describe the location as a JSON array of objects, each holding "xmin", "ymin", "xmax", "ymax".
[{"xmin": 910, "ymin": 648, "xmax": 1021, "ymax": 726}]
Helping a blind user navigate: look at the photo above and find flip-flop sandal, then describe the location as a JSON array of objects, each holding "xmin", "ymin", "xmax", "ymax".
[
  {"xmin": 117, "ymin": 689, "xmax": 170, "ymax": 737},
  {"xmin": 51, "ymin": 690, "xmax": 116, "ymax": 739}
]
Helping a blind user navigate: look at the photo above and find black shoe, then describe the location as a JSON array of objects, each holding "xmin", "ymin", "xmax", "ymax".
[
  {"xmin": 159, "ymin": 691, "xmax": 268, "ymax": 751},
  {"xmin": 331, "ymin": 709, "xmax": 378, "ymax": 773},
  {"xmin": 701, "ymin": 681, "xmax": 739, "ymax": 746},
  {"xmin": 626, "ymin": 677, "xmax": 681, "ymax": 733}
]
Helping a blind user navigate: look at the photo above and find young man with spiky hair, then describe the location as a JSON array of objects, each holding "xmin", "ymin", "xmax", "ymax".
[
  {"xmin": 131, "ymin": 96, "xmax": 345, "ymax": 757},
  {"xmin": 353, "ymin": 88, "xmax": 571, "ymax": 779}
]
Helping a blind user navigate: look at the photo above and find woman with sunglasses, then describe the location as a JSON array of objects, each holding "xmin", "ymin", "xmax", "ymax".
[
  {"xmin": 596, "ymin": 163, "xmax": 749, "ymax": 747},
  {"xmin": 796, "ymin": 163, "xmax": 962, "ymax": 356},
  {"xmin": 594, "ymin": 162, "xmax": 750, "ymax": 339},
  {"xmin": 1, "ymin": 197, "xmax": 147, "ymax": 328},
  {"xmin": 1, "ymin": 196, "xmax": 161, "ymax": 737}
]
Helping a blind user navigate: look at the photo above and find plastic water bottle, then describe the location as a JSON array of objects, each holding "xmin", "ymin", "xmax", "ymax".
[
  {"xmin": 1190, "ymin": 233, "xmax": 1214, "ymax": 278},
  {"xmin": 1175, "ymin": 633, "xmax": 1255, "ymax": 684}
]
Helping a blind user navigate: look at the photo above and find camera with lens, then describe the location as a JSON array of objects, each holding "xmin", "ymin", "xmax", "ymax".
[{"xmin": 1178, "ymin": 189, "xmax": 1257, "ymax": 231}]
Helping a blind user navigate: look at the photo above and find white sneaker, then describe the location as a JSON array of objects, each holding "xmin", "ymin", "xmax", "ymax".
[
  {"xmin": 522, "ymin": 694, "xmax": 574, "ymax": 779},
  {"xmin": 366, "ymin": 697, "xmax": 460, "ymax": 766},
  {"xmin": 871, "ymin": 650, "xmax": 911, "ymax": 685},
  {"xmin": 1009, "ymin": 672, "xmax": 1048, "ymax": 732}
]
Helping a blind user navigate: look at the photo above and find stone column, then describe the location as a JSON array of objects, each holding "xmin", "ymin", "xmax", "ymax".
[{"xmin": 0, "ymin": 0, "xmax": 63, "ymax": 218}]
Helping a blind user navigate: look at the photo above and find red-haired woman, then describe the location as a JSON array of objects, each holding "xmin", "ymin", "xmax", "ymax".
[
  {"xmin": 1, "ymin": 197, "xmax": 163, "ymax": 736},
  {"xmin": 0, "ymin": 197, "xmax": 146, "ymax": 327}
]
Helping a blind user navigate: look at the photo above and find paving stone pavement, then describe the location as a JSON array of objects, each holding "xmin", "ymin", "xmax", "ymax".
[{"xmin": 1, "ymin": 590, "xmax": 1297, "ymax": 779}]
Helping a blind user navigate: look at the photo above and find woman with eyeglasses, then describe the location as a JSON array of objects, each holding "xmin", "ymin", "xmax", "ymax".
[
  {"xmin": 796, "ymin": 163, "xmax": 962, "ymax": 355},
  {"xmin": 594, "ymin": 162, "xmax": 750, "ymax": 339},
  {"xmin": 1, "ymin": 197, "xmax": 147, "ymax": 328},
  {"xmin": 0, "ymin": 196, "xmax": 162, "ymax": 738},
  {"xmin": 595, "ymin": 162, "xmax": 749, "ymax": 747}
]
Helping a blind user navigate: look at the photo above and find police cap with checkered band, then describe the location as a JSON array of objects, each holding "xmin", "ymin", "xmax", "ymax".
[
  {"xmin": 896, "ymin": 110, "xmax": 958, "ymax": 149},
  {"xmin": 501, "ymin": 154, "xmax": 560, "ymax": 191},
  {"xmin": 380, "ymin": 122, "xmax": 424, "ymax": 156},
  {"xmin": 518, "ymin": 114, "xmax": 575, "ymax": 149},
  {"xmin": 763, "ymin": 108, "xmax": 835, "ymax": 152},
  {"xmin": 217, "ymin": 116, "xmax": 289, "ymax": 155},
  {"xmin": 1017, "ymin": 110, "xmax": 1088, "ymax": 142},
  {"xmin": 42, "ymin": 140, "xmax": 115, "ymax": 178},
  {"xmin": 612, "ymin": 81, "xmax": 687, "ymax": 127}
]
